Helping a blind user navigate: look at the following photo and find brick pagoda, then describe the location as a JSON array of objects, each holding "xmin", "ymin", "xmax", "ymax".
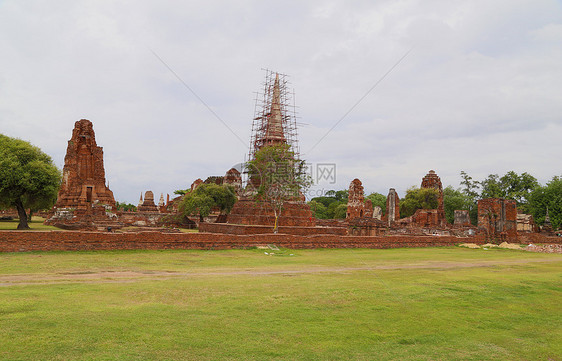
[
  {"xmin": 199, "ymin": 71, "xmax": 343, "ymax": 235},
  {"xmin": 46, "ymin": 119, "xmax": 121, "ymax": 229}
]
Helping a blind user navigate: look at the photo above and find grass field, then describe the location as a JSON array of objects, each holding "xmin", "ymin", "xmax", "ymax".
[
  {"xmin": 0, "ymin": 216, "xmax": 60, "ymax": 231},
  {"xmin": 0, "ymin": 247, "xmax": 560, "ymax": 360}
]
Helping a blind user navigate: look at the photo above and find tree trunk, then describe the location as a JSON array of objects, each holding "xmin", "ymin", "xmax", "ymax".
[
  {"xmin": 28, "ymin": 209, "xmax": 33, "ymax": 222},
  {"xmin": 15, "ymin": 198, "xmax": 30, "ymax": 230},
  {"xmin": 273, "ymin": 209, "xmax": 279, "ymax": 234}
]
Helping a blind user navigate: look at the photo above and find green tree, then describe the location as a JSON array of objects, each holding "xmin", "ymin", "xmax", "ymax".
[
  {"xmin": 246, "ymin": 143, "xmax": 312, "ymax": 233},
  {"xmin": 528, "ymin": 176, "xmax": 562, "ymax": 230},
  {"xmin": 480, "ymin": 174, "xmax": 503, "ymax": 199},
  {"xmin": 179, "ymin": 183, "xmax": 237, "ymax": 222},
  {"xmin": 499, "ymin": 171, "xmax": 539, "ymax": 213},
  {"xmin": 310, "ymin": 189, "xmax": 348, "ymax": 219},
  {"xmin": 333, "ymin": 203, "xmax": 348, "ymax": 219},
  {"xmin": 325, "ymin": 190, "xmax": 348, "ymax": 202},
  {"xmin": 460, "ymin": 170, "xmax": 480, "ymax": 199},
  {"xmin": 400, "ymin": 187, "xmax": 439, "ymax": 218},
  {"xmin": 308, "ymin": 200, "xmax": 328, "ymax": 219},
  {"xmin": 365, "ymin": 192, "xmax": 386, "ymax": 214},
  {"xmin": 443, "ymin": 186, "xmax": 476, "ymax": 224},
  {"xmin": 116, "ymin": 202, "xmax": 137, "ymax": 212},
  {"xmin": 325, "ymin": 200, "xmax": 346, "ymax": 218},
  {"xmin": 476, "ymin": 171, "xmax": 539, "ymax": 213},
  {"xmin": 459, "ymin": 171, "xmax": 480, "ymax": 224},
  {"xmin": 0, "ymin": 135, "xmax": 61, "ymax": 229}
]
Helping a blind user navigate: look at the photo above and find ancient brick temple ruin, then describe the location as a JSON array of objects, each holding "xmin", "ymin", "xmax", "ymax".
[
  {"xmin": 420, "ymin": 170, "xmax": 446, "ymax": 226},
  {"xmin": 199, "ymin": 70, "xmax": 343, "ymax": 235},
  {"xmin": 138, "ymin": 191, "xmax": 159, "ymax": 212},
  {"xmin": 46, "ymin": 119, "xmax": 121, "ymax": 229},
  {"xmin": 477, "ymin": 198, "xmax": 517, "ymax": 240},
  {"xmin": 349, "ymin": 170, "xmax": 481, "ymax": 237},
  {"xmin": 346, "ymin": 179, "xmax": 374, "ymax": 219}
]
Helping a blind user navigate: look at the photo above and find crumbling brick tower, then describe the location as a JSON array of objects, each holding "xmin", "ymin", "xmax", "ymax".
[
  {"xmin": 46, "ymin": 119, "xmax": 118, "ymax": 228},
  {"xmin": 347, "ymin": 178, "xmax": 366, "ymax": 219},
  {"xmin": 421, "ymin": 170, "xmax": 446, "ymax": 225},
  {"xmin": 383, "ymin": 188, "xmax": 400, "ymax": 226},
  {"xmin": 54, "ymin": 119, "xmax": 115, "ymax": 209}
]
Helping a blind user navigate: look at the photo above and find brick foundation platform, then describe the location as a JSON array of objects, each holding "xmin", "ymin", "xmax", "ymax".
[
  {"xmin": 0, "ymin": 231, "xmax": 489, "ymax": 252},
  {"xmin": 198, "ymin": 222, "xmax": 347, "ymax": 235}
]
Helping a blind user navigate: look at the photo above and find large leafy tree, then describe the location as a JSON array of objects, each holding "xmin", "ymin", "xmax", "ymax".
[
  {"xmin": 247, "ymin": 143, "xmax": 312, "ymax": 233},
  {"xmin": 309, "ymin": 189, "xmax": 347, "ymax": 219},
  {"xmin": 528, "ymin": 176, "xmax": 562, "ymax": 230},
  {"xmin": 0, "ymin": 135, "xmax": 61, "ymax": 229},
  {"xmin": 443, "ymin": 186, "xmax": 476, "ymax": 224},
  {"xmin": 179, "ymin": 183, "xmax": 237, "ymax": 222},
  {"xmin": 308, "ymin": 200, "xmax": 328, "ymax": 219},
  {"xmin": 463, "ymin": 171, "xmax": 539, "ymax": 214},
  {"xmin": 365, "ymin": 192, "xmax": 387, "ymax": 214},
  {"xmin": 400, "ymin": 187, "xmax": 439, "ymax": 218}
]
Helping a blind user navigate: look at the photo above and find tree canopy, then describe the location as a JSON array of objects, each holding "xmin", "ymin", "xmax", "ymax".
[
  {"xmin": 179, "ymin": 183, "xmax": 237, "ymax": 221},
  {"xmin": 0, "ymin": 134, "xmax": 61, "ymax": 229},
  {"xmin": 365, "ymin": 192, "xmax": 386, "ymax": 214},
  {"xmin": 442, "ymin": 186, "xmax": 476, "ymax": 224},
  {"xmin": 400, "ymin": 187, "xmax": 439, "ymax": 218},
  {"xmin": 309, "ymin": 189, "xmax": 348, "ymax": 219},
  {"xmin": 528, "ymin": 176, "xmax": 562, "ymax": 230}
]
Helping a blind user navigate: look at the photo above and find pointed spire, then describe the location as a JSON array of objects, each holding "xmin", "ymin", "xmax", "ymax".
[
  {"xmin": 158, "ymin": 193, "xmax": 165, "ymax": 207},
  {"xmin": 138, "ymin": 193, "xmax": 143, "ymax": 208},
  {"xmin": 263, "ymin": 73, "xmax": 286, "ymax": 146}
]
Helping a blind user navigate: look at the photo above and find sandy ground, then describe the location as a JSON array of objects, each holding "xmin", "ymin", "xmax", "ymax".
[{"xmin": 1, "ymin": 257, "xmax": 560, "ymax": 287}]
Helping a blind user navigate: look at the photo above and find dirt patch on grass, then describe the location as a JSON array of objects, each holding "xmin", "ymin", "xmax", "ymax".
[{"xmin": 0, "ymin": 257, "xmax": 560, "ymax": 287}]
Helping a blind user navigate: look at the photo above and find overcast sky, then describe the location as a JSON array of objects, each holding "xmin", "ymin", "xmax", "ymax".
[{"xmin": 1, "ymin": 0, "xmax": 561, "ymax": 204}]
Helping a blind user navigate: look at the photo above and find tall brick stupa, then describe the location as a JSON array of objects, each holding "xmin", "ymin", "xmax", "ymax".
[{"xmin": 46, "ymin": 119, "xmax": 120, "ymax": 229}]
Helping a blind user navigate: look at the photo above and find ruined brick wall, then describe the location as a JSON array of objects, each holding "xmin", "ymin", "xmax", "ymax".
[
  {"xmin": 348, "ymin": 217, "xmax": 386, "ymax": 236},
  {"xmin": 119, "ymin": 211, "xmax": 164, "ymax": 227},
  {"xmin": 517, "ymin": 213, "xmax": 538, "ymax": 233},
  {"xmin": 315, "ymin": 219, "xmax": 348, "ymax": 228},
  {"xmin": 199, "ymin": 222, "xmax": 346, "ymax": 236},
  {"xmin": 346, "ymin": 179, "xmax": 365, "ymax": 219},
  {"xmin": 411, "ymin": 209, "xmax": 440, "ymax": 227},
  {"xmin": 478, "ymin": 198, "xmax": 517, "ymax": 240},
  {"xmin": 454, "ymin": 210, "xmax": 471, "ymax": 226},
  {"xmin": 517, "ymin": 232, "xmax": 562, "ymax": 244},
  {"xmin": 0, "ymin": 231, "xmax": 487, "ymax": 253},
  {"xmin": 227, "ymin": 199, "xmax": 315, "ymax": 227}
]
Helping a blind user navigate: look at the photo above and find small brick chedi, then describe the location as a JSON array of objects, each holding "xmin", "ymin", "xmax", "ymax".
[
  {"xmin": 46, "ymin": 119, "xmax": 120, "ymax": 229},
  {"xmin": 346, "ymin": 179, "xmax": 367, "ymax": 219},
  {"xmin": 420, "ymin": 170, "xmax": 446, "ymax": 225}
]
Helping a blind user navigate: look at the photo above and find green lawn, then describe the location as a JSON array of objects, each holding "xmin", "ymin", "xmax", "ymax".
[
  {"xmin": 0, "ymin": 216, "xmax": 60, "ymax": 231},
  {"xmin": 0, "ymin": 247, "xmax": 560, "ymax": 360}
]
